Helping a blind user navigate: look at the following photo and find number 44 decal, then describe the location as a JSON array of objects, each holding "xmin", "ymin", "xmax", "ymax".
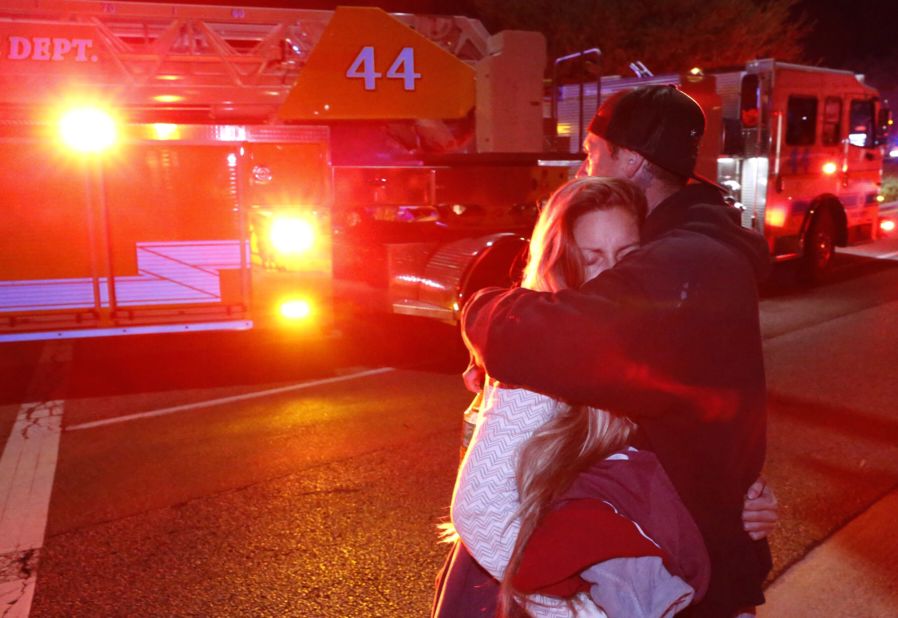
[{"xmin": 346, "ymin": 46, "xmax": 421, "ymax": 91}]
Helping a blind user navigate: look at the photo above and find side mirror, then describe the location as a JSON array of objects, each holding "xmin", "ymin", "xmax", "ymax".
[{"xmin": 876, "ymin": 107, "xmax": 892, "ymax": 146}]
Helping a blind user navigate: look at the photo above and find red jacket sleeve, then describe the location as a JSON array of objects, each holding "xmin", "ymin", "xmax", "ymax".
[{"xmin": 512, "ymin": 499, "xmax": 667, "ymax": 597}]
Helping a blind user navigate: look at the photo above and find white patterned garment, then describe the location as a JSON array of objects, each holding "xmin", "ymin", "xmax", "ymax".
[{"xmin": 450, "ymin": 382, "xmax": 608, "ymax": 618}]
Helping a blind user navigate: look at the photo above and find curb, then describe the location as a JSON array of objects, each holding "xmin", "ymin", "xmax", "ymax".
[{"xmin": 758, "ymin": 489, "xmax": 898, "ymax": 617}]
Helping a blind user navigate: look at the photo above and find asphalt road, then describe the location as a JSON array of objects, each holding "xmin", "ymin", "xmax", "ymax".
[{"xmin": 2, "ymin": 238, "xmax": 898, "ymax": 617}]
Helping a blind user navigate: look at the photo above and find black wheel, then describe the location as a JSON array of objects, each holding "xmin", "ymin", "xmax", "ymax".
[
  {"xmin": 459, "ymin": 239, "xmax": 528, "ymax": 307},
  {"xmin": 799, "ymin": 208, "xmax": 836, "ymax": 283}
]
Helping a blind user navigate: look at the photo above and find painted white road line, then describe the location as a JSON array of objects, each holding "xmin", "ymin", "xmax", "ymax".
[
  {"xmin": 0, "ymin": 401, "xmax": 64, "ymax": 553},
  {"xmin": 0, "ymin": 342, "xmax": 69, "ymax": 618},
  {"xmin": 67, "ymin": 366, "xmax": 396, "ymax": 432},
  {"xmin": 0, "ymin": 402, "xmax": 63, "ymax": 618}
]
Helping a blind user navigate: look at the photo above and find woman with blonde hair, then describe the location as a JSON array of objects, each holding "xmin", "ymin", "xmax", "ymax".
[{"xmin": 434, "ymin": 177, "xmax": 709, "ymax": 617}]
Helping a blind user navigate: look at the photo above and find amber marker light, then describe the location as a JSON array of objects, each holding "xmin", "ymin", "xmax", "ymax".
[
  {"xmin": 822, "ymin": 161, "xmax": 838, "ymax": 175},
  {"xmin": 153, "ymin": 94, "xmax": 184, "ymax": 103},
  {"xmin": 279, "ymin": 299, "xmax": 312, "ymax": 320},
  {"xmin": 59, "ymin": 106, "xmax": 118, "ymax": 153},
  {"xmin": 764, "ymin": 205, "xmax": 788, "ymax": 228},
  {"xmin": 152, "ymin": 123, "xmax": 180, "ymax": 140},
  {"xmin": 556, "ymin": 122, "xmax": 573, "ymax": 136}
]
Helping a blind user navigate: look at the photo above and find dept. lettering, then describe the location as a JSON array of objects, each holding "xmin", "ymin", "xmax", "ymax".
[{"xmin": 4, "ymin": 36, "xmax": 95, "ymax": 62}]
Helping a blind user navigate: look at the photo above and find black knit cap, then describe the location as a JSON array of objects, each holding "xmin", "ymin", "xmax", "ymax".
[{"xmin": 588, "ymin": 85, "xmax": 705, "ymax": 180}]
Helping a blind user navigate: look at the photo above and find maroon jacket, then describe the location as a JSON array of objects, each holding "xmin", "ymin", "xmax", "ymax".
[
  {"xmin": 432, "ymin": 448, "xmax": 710, "ymax": 617},
  {"xmin": 515, "ymin": 448, "xmax": 710, "ymax": 602},
  {"xmin": 461, "ymin": 184, "xmax": 772, "ymax": 617}
]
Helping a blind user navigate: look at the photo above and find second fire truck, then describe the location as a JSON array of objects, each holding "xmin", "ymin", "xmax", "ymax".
[{"xmin": 556, "ymin": 59, "xmax": 891, "ymax": 281}]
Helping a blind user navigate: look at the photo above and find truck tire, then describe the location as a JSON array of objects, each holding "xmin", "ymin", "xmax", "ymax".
[
  {"xmin": 459, "ymin": 239, "xmax": 528, "ymax": 307},
  {"xmin": 799, "ymin": 208, "xmax": 836, "ymax": 284}
]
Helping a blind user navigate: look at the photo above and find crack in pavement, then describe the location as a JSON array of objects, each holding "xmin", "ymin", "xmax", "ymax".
[
  {"xmin": 0, "ymin": 550, "xmax": 37, "ymax": 584},
  {"xmin": 0, "ymin": 549, "xmax": 38, "ymax": 618},
  {"xmin": 17, "ymin": 401, "xmax": 63, "ymax": 441}
]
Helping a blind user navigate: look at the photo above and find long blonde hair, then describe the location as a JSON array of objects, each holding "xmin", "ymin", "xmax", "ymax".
[{"xmin": 502, "ymin": 177, "xmax": 647, "ymax": 616}]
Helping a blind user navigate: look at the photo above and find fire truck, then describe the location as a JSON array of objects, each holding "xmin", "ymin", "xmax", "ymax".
[
  {"xmin": 556, "ymin": 59, "xmax": 891, "ymax": 281},
  {"xmin": 0, "ymin": 0, "xmax": 573, "ymax": 342}
]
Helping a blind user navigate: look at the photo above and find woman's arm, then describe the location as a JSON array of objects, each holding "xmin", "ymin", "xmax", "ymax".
[
  {"xmin": 450, "ymin": 385, "xmax": 560, "ymax": 578},
  {"xmin": 451, "ymin": 386, "xmax": 611, "ymax": 617}
]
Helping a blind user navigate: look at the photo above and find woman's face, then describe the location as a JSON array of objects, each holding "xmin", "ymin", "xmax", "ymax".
[{"xmin": 572, "ymin": 205, "xmax": 640, "ymax": 281}]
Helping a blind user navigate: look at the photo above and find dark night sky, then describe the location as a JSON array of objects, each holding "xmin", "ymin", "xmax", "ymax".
[
  {"xmin": 793, "ymin": 0, "xmax": 898, "ymax": 103},
  {"xmin": 795, "ymin": 0, "xmax": 895, "ymax": 66}
]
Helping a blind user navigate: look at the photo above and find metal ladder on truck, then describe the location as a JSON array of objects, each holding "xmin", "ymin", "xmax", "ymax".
[{"xmin": 0, "ymin": 0, "xmax": 491, "ymax": 121}]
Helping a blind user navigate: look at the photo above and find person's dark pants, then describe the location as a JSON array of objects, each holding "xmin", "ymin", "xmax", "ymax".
[{"xmin": 432, "ymin": 540, "xmax": 500, "ymax": 617}]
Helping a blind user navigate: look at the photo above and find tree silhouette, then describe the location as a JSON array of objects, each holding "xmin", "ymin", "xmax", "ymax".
[{"xmin": 468, "ymin": 0, "xmax": 809, "ymax": 76}]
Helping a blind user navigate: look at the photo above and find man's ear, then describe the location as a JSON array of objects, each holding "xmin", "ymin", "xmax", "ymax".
[{"xmin": 620, "ymin": 148, "xmax": 645, "ymax": 179}]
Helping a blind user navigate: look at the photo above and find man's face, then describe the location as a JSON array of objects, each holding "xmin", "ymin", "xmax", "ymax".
[{"xmin": 577, "ymin": 133, "xmax": 626, "ymax": 179}]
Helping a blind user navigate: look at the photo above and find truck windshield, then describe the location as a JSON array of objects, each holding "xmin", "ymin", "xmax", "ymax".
[{"xmin": 848, "ymin": 99, "xmax": 875, "ymax": 148}]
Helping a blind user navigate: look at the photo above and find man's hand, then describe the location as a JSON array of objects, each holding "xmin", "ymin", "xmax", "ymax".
[
  {"xmin": 463, "ymin": 358, "xmax": 485, "ymax": 394},
  {"xmin": 742, "ymin": 477, "xmax": 778, "ymax": 540}
]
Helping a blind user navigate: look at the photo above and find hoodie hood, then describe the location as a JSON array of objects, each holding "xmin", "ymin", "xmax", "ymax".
[{"xmin": 642, "ymin": 184, "xmax": 771, "ymax": 282}]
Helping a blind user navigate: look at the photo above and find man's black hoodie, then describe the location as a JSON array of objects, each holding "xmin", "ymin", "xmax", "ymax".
[{"xmin": 462, "ymin": 183, "xmax": 772, "ymax": 617}]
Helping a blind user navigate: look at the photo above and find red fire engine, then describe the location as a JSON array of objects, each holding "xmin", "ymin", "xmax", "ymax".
[
  {"xmin": 0, "ymin": 0, "xmax": 573, "ymax": 341},
  {"xmin": 5, "ymin": 3, "xmax": 884, "ymax": 343},
  {"xmin": 556, "ymin": 60, "xmax": 891, "ymax": 281}
]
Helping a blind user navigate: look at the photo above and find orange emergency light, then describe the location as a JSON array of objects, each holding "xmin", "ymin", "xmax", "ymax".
[
  {"xmin": 270, "ymin": 215, "xmax": 316, "ymax": 255},
  {"xmin": 764, "ymin": 205, "xmax": 788, "ymax": 228},
  {"xmin": 279, "ymin": 299, "xmax": 312, "ymax": 320},
  {"xmin": 58, "ymin": 106, "xmax": 118, "ymax": 153}
]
